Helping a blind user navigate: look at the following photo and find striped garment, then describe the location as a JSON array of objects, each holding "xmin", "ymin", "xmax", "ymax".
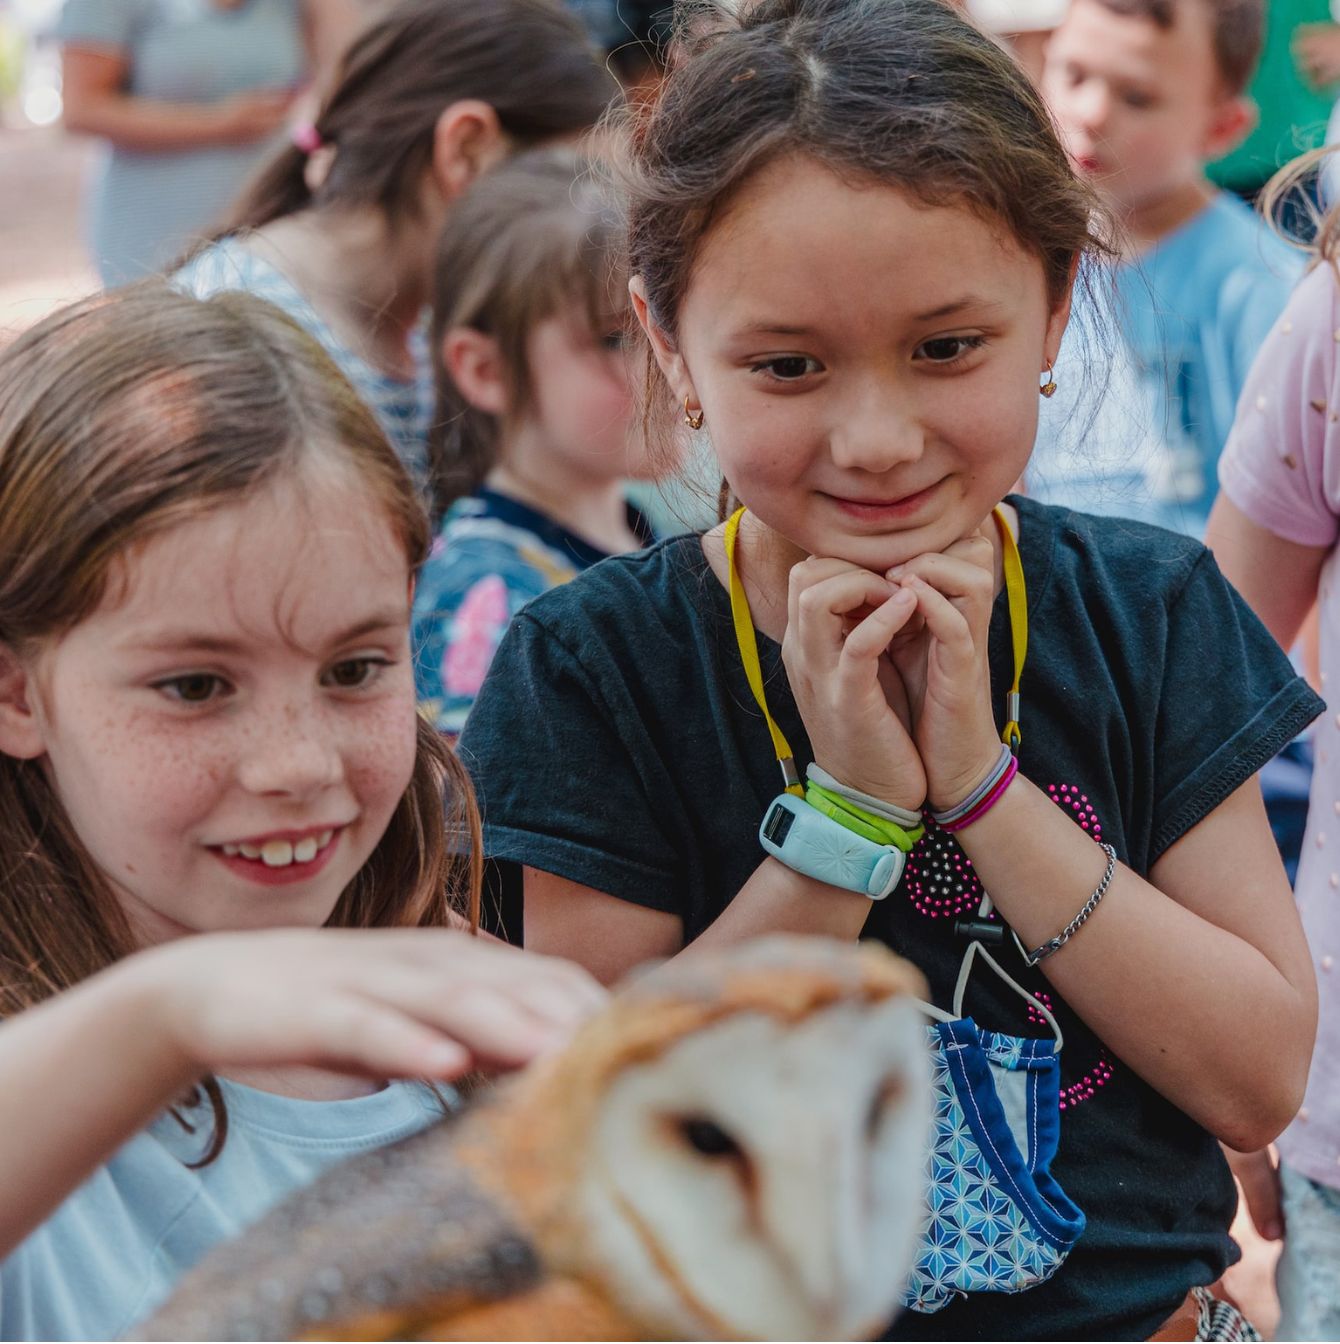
[{"xmin": 174, "ymin": 238, "xmax": 432, "ymax": 492}]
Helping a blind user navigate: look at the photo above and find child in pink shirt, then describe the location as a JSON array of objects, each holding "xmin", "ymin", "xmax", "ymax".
[{"xmin": 1210, "ymin": 252, "xmax": 1340, "ymax": 1341}]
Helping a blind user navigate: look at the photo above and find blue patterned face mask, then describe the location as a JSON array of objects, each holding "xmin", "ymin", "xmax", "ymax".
[{"xmin": 902, "ymin": 941, "xmax": 1086, "ymax": 1313}]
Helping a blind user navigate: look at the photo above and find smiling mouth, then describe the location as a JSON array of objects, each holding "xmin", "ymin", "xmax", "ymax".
[{"xmin": 216, "ymin": 829, "xmax": 337, "ymax": 869}]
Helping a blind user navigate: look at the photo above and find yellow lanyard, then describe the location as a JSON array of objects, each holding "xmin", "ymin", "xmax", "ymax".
[{"xmin": 723, "ymin": 505, "xmax": 1027, "ymax": 797}]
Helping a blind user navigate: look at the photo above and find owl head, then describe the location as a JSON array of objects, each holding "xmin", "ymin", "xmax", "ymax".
[{"xmin": 478, "ymin": 935, "xmax": 932, "ymax": 1341}]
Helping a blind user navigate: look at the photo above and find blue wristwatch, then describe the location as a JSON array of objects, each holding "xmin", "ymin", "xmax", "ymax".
[{"xmin": 758, "ymin": 793, "xmax": 906, "ymax": 899}]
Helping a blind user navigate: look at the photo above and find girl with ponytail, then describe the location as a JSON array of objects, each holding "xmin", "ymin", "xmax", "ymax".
[{"xmin": 175, "ymin": 0, "xmax": 616, "ymax": 502}]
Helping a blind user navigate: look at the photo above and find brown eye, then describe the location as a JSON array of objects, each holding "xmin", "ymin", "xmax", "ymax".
[
  {"xmin": 325, "ymin": 659, "xmax": 379, "ymax": 689},
  {"xmin": 159, "ymin": 674, "xmax": 225, "ymax": 703},
  {"xmin": 678, "ymin": 1116, "xmax": 742, "ymax": 1159}
]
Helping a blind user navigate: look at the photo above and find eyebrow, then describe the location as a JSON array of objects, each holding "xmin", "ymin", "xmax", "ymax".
[
  {"xmin": 731, "ymin": 296, "xmax": 1005, "ymax": 336},
  {"xmin": 124, "ymin": 609, "xmax": 409, "ymax": 656}
]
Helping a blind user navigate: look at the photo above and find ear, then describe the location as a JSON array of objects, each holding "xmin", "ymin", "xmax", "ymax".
[
  {"xmin": 1203, "ymin": 95, "xmax": 1255, "ymax": 162},
  {"xmin": 629, "ymin": 275, "xmax": 700, "ymax": 412},
  {"xmin": 441, "ymin": 326, "xmax": 509, "ymax": 416},
  {"xmin": 429, "ymin": 99, "xmax": 509, "ymax": 203},
  {"xmin": 0, "ymin": 644, "xmax": 46, "ymax": 761},
  {"xmin": 1043, "ymin": 260, "xmax": 1077, "ymax": 368}
]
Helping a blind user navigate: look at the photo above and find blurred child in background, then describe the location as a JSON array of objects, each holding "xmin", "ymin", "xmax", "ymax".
[
  {"xmin": 1034, "ymin": 0, "xmax": 1299, "ymax": 533},
  {"xmin": 412, "ymin": 150, "xmax": 662, "ymax": 739},
  {"xmin": 1208, "ymin": 150, "xmax": 1340, "ymax": 1341},
  {"xmin": 174, "ymin": 0, "xmax": 615, "ymax": 494}
]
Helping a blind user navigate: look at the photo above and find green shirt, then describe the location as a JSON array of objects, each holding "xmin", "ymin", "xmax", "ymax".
[{"xmin": 1210, "ymin": 0, "xmax": 1336, "ymax": 192}]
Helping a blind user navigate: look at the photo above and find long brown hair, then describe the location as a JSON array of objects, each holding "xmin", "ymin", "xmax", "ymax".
[
  {"xmin": 429, "ymin": 148, "xmax": 627, "ymax": 508},
  {"xmin": 219, "ymin": 0, "xmax": 617, "ymax": 237},
  {"xmin": 617, "ymin": 0, "xmax": 1104, "ymax": 466},
  {"xmin": 0, "ymin": 283, "xmax": 482, "ymax": 1156}
]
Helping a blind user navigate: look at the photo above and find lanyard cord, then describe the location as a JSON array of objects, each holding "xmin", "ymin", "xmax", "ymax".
[
  {"xmin": 724, "ymin": 504, "xmax": 1027, "ymax": 797},
  {"xmin": 994, "ymin": 506, "xmax": 1026, "ymax": 752},
  {"xmin": 724, "ymin": 506, "xmax": 804, "ymax": 795}
]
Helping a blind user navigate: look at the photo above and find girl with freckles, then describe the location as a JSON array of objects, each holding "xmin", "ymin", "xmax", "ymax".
[
  {"xmin": 0, "ymin": 283, "xmax": 604, "ymax": 1341},
  {"xmin": 459, "ymin": 0, "xmax": 1323, "ymax": 1337}
]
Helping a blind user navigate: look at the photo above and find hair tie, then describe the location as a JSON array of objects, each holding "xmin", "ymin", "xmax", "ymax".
[{"xmin": 291, "ymin": 123, "xmax": 324, "ymax": 156}]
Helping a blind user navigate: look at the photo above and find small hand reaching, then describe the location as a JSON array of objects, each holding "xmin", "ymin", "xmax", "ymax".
[{"xmin": 138, "ymin": 927, "xmax": 608, "ymax": 1084}]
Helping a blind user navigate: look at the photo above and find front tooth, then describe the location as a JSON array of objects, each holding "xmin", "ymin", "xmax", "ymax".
[
  {"xmin": 317, "ymin": 830, "xmax": 334, "ymax": 849},
  {"xmin": 293, "ymin": 838, "xmax": 319, "ymax": 864},
  {"xmin": 239, "ymin": 843, "xmax": 262, "ymax": 860},
  {"xmin": 261, "ymin": 840, "xmax": 294, "ymax": 867}
]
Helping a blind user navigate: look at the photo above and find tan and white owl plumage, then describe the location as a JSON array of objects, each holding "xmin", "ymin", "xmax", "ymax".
[{"xmin": 140, "ymin": 935, "xmax": 931, "ymax": 1342}]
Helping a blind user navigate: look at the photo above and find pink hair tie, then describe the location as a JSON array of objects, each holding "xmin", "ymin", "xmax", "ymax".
[{"xmin": 291, "ymin": 123, "xmax": 324, "ymax": 155}]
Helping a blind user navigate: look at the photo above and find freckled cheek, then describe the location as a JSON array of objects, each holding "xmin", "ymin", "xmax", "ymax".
[{"xmin": 344, "ymin": 698, "xmax": 420, "ymax": 815}]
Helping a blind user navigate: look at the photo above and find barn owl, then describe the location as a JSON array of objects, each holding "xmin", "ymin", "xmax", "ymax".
[{"xmin": 141, "ymin": 935, "xmax": 931, "ymax": 1342}]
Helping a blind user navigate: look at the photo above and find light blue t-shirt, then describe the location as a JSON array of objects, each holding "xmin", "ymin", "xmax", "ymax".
[
  {"xmin": 1030, "ymin": 191, "xmax": 1301, "ymax": 535},
  {"xmin": 175, "ymin": 237, "xmax": 434, "ymax": 490},
  {"xmin": 55, "ymin": 0, "xmax": 306, "ymax": 287},
  {"xmin": 0, "ymin": 1078, "xmax": 442, "ymax": 1341}
]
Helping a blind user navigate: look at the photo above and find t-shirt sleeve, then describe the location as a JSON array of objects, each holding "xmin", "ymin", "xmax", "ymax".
[
  {"xmin": 457, "ymin": 611, "xmax": 685, "ymax": 914},
  {"xmin": 1219, "ymin": 264, "xmax": 1340, "ymax": 549},
  {"xmin": 1151, "ymin": 548, "xmax": 1324, "ymax": 858},
  {"xmin": 55, "ymin": 0, "xmax": 148, "ymax": 50}
]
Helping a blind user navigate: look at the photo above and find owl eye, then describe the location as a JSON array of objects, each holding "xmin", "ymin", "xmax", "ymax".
[
  {"xmin": 677, "ymin": 1116, "xmax": 742, "ymax": 1159},
  {"xmin": 866, "ymin": 1075, "xmax": 906, "ymax": 1137}
]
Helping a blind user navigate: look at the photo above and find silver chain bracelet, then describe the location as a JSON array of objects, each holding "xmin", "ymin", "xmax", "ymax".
[{"xmin": 1019, "ymin": 842, "xmax": 1118, "ymax": 967}]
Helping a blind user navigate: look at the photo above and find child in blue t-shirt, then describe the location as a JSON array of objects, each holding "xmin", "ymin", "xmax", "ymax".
[
  {"xmin": 1034, "ymin": 0, "xmax": 1300, "ymax": 535},
  {"xmin": 412, "ymin": 149, "xmax": 664, "ymax": 737},
  {"xmin": 0, "ymin": 283, "xmax": 602, "ymax": 1341}
]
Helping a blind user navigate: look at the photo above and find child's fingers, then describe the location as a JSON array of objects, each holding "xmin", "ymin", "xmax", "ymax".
[
  {"xmin": 904, "ymin": 574, "xmax": 975, "ymax": 663},
  {"xmin": 309, "ymin": 998, "xmax": 475, "ymax": 1081},
  {"xmin": 838, "ymin": 589, "xmax": 918, "ymax": 664},
  {"xmin": 887, "ymin": 540, "xmax": 994, "ymax": 621},
  {"xmin": 789, "ymin": 570, "xmax": 899, "ymax": 672}
]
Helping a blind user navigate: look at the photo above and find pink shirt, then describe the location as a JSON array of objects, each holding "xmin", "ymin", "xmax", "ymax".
[{"xmin": 1220, "ymin": 260, "xmax": 1340, "ymax": 1186}]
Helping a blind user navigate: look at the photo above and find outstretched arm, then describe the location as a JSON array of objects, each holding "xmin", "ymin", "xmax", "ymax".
[{"xmin": 0, "ymin": 930, "xmax": 603, "ymax": 1259}]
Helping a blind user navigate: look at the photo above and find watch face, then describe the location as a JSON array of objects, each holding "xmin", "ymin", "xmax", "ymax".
[{"xmin": 762, "ymin": 803, "xmax": 795, "ymax": 846}]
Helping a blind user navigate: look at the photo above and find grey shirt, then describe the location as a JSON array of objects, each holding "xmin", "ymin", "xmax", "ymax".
[{"xmin": 56, "ymin": 0, "xmax": 306, "ymax": 286}]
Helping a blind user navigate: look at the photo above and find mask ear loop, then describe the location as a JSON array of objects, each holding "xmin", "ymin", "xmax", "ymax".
[{"xmin": 932, "ymin": 891, "xmax": 1064, "ymax": 1049}]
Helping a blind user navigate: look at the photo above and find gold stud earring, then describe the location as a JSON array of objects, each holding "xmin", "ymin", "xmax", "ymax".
[
  {"xmin": 683, "ymin": 397, "xmax": 705, "ymax": 431},
  {"xmin": 1039, "ymin": 364, "xmax": 1058, "ymax": 398}
]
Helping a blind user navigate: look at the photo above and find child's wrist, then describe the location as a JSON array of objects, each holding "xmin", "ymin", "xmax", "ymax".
[{"xmin": 109, "ymin": 945, "xmax": 212, "ymax": 1082}]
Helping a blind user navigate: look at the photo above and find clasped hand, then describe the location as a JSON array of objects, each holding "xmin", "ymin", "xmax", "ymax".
[{"xmin": 781, "ymin": 532, "xmax": 1003, "ymax": 815}]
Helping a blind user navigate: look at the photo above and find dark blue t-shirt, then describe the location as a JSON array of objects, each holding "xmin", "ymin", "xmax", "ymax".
[{"xmin": 460, "ymin": 496, "xmax": 1322, "ymax": 1340}]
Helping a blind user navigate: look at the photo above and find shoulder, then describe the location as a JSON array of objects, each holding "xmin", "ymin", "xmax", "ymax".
[
  {"xmin": 1018, "ymin": 496, "xmax": 1207, "ymax": 613},
  {"xmin": 513, "ymin": 533, "xmax": 712, "ymax": 645},
  {"xmin": 1202, "ymin": 193, "xmax": 1302, "ymax": 288},
  {"xmin": 55, "ymin": 0, "xmax": 156, "ymax": 48},
  {"xmin": 173, "ymin": 239, "xmax": 292, "ymax": 304}
]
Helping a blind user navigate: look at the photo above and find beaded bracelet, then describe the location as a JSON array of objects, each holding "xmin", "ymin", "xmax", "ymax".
[
  {"xmin": 928, "ymin": 744, "xmax": 1016, "ymax": 833},
  {"xmin": 1020, "ymin": 842, "xmax": 1118, "ymax": 966}
]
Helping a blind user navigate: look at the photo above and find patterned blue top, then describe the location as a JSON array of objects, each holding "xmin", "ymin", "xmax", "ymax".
[
  {"xmin": 412, "ymin": 488, "xmax": 654, "ymax": 737},
  {"xmin": 174, "ymin": 237, "xmax": 433, "ymax": 490},
  {"xmin": 56, "ymin": 0, "xmax": 306, "ymax": 287}
]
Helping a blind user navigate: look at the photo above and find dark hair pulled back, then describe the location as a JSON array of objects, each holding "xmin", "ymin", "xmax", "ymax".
[
  {"xmin": 625, "ymin": 0, "xmax": 1101, "ymax": 386},
  {"xmin": 224, "ymin": 0, "xmax": 617, "ymax": 233}
]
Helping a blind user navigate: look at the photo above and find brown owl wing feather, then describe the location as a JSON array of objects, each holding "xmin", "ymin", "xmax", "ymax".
[{"xmin": 135, "ymin": 1118, "xmax": 543, "ymax": 1343}]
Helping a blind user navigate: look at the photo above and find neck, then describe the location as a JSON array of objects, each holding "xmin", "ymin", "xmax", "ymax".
[
  {"xmin": 486, "ymin": 452, "xmax": 640, "ymax": 558},
  {"xmin": 1118, "ymin": 176, "xmax": 1214, "ymax": 257},
  {"xmin": 246, "ymin": 207, "xmax": 432, "ymax": 378}
]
